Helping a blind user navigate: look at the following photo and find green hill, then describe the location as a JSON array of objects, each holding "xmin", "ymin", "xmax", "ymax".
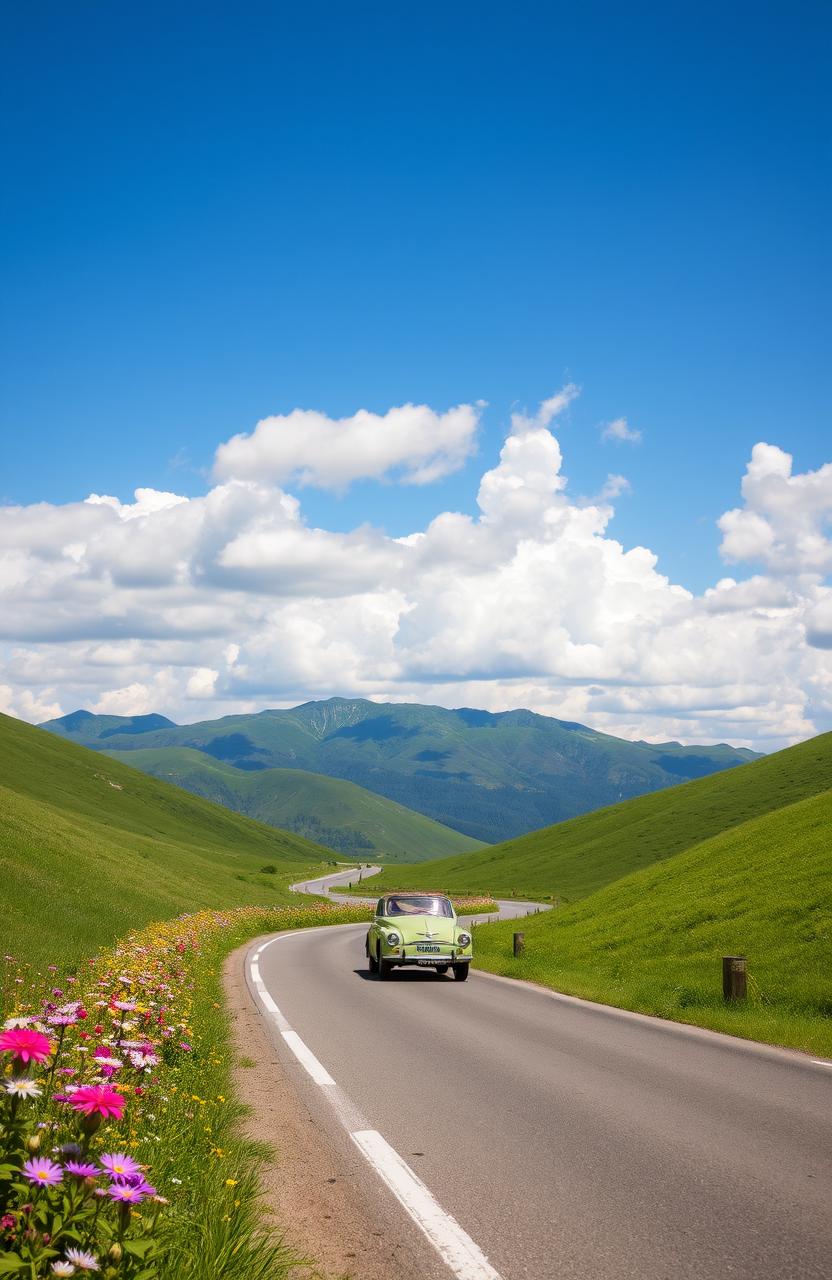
[
  {"xmin": 357, "ymin": 733, "xmax": 832, "ymax": 900},
  {"xmin": 101, "ymin": 746, "xmax": 483, "ymax": 862},
  {"xmin": 473, "ymin": 786, "xmax": 832, "ymax": 1055},
  {"xmin": 0, "ymin": 714, "xmax": 330, "ymax": 971},
  {"xmin": 42, "ymin": 698, "xmax": 758, "ymax": 844}
]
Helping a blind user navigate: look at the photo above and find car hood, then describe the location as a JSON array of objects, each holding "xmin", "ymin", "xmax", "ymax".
[{"xmin": 382, "ymin": 916, "xmax": 459, "ymax": 944}]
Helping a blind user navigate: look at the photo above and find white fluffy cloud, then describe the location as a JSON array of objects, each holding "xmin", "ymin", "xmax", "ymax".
[
  {"xmin": 213, "ymin": 402, "xmax": 481, "ymax": 490},
  {"xmin": 0, "ymin": 391, "xmax": 829, "ymax": 751},
  {"xmin": 718, "ymin": 443, "xmax": 832, "ymax": 574}
]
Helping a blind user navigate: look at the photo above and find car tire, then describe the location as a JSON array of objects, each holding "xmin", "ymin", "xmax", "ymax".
[
  {"xmin": 436, "ymin": 965, "xmax": 449, "ymax": 975},
  {"xmin": 453, "ymin": 963, "xmax": 470, "ymax": 982},
  {"xmin": 377, "ymin": 944, "xmax": 392, "ymax": 981},
  {"xmin": 367, "ymin": 938, "xmax": 377, "ymax": 974}
]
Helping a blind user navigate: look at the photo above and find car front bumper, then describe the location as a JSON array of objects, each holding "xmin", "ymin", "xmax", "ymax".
[{"xmin": 387, "ymin": 950, "xmax": 472, "ymax": 967}]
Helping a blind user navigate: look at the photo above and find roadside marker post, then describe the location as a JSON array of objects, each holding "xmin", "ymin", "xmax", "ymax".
[
  {"xmin": 513, "ymin": 932, "xmax": 525, "ymax": 958},
  {"xmin": 722, "ymin": 955, "xmax": 747, "ymax": 1001}
]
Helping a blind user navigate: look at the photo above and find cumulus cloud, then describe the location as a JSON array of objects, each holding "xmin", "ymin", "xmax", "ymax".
[
  {"xmin": 718, "ymin": 443, "xmax": 832, "ymax": 575},
  {"xmin": 0, "ymin": 391, "xmax": 829, "ymax": 751},
  {"xmin": 213, "ymin": 402, "xmax": 481, "ymax": 490},
  {"xmin": 601, "ymin": 417, "xmax": 642, "ymax": 444}
]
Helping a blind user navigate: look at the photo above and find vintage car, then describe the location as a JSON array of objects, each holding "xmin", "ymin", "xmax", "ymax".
[{"xmin": 366, "ymin": 893, "xmax": 472, "ymax": 981}]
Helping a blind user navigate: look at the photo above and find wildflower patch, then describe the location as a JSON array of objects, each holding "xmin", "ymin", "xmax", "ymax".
[{"xmin": 1, "ymin": 901, "xmax": 371, "ymax": 1278}]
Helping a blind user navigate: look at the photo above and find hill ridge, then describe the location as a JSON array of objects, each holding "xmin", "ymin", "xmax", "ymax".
[{"xmin": 41, "ymin": 698, "xmax": 759, "ymax": 845}]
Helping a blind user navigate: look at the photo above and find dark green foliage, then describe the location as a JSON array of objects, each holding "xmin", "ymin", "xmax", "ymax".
[
  {"xmin": 43, "ymin": 697, "xmax": 757, "ymax": 844},
  {"xmin": 97, "ymin": 747, "xmax": 482, "ymax": 862}
]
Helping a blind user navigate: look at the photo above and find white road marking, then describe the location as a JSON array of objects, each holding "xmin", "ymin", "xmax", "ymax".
[
  {"xmin": 352, "ymin": 1129, "xmax": 502, "ymax": 1280},
  {"xmin": 247, "ymin": 929, "xmax": 505, "ymax": 1280},
  {"xmin": 811, "ymin": 1060, "xmax": 832, "ymax": 1069}
]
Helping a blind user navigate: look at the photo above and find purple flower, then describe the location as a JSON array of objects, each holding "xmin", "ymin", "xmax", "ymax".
[
  {"xmin": 107, "ymin": 1182, "xmax": 147, "ymax": 1204},
  {"xmin": 65, "ymin": 1161, "xmax": 100, "ymax": 1179},
  {"xmin": 100, "ymin": 1152, "xmax": 140, "ymax": 1180},
  {"xmin": 22, "ymin": 1157, "xmax": 63, "ymax": 1186}
]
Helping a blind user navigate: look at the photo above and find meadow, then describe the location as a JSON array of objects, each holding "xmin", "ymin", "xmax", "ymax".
[
  {"xmin": 470, "ymin": 788, "xmax": 832, "ymax": 1056},
  {"xmin": 0, "ymin": 715, "xmax": 332, "ymax": 969},
  {"xmin": 355, "ymin": 733, "xmax": 832, "ymax": 901}
]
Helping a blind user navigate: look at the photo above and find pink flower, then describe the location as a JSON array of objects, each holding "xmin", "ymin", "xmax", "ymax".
[
  {"xmin": 100, "ymin": 1152, "xmax": 140, "ymax": 1180},
  {"xmin": 22, "ymin": 1157, "xmax": 63, "ymax": 1186},
  {"xmin": 68, "ymin": 1085, "xmax": 125, "ymax": 1120},
  {"xmin": 107, "ymin": 1181, "xmax": 147, "ymax": 1204},
  {"xmin": 0, "ymin": 1028, "xmax": 51, "ymax": 1065}
]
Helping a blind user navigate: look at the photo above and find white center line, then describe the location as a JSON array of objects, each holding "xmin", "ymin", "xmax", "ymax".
[{"xmin": 247, "ymin": 929, "xmax": 504, "ymax": 1280}]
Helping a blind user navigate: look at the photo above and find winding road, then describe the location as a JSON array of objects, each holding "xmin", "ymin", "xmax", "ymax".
[{"xmin": 243, "ymin": 869, "xmax": 832, "ymax": 1279}]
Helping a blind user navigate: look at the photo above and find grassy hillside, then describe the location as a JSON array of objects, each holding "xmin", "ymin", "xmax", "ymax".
[
  {"xmin": 101, "ymin": 746, "xmax": 483, "ymax": 862},
  {"xmin": 43, "ymin": 698, "xmax": 757, "ymax": 844},
  {"xmin": 472, "ymin": 787, "xmax": 832, "ymax": 1055},
  {"xmin": 0, "ymin": 714, "xmax": 330, "ymax": 969},
  {"xmin": 357, "ymin": 733, "xmax": 832, "ymax": 900}
]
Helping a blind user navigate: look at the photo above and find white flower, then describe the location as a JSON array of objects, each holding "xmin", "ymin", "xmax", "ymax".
[
  {"xmin": 4, "ymin": 1077, "xmax": 42, "ymax": 1098},
  {"xmin": 3, "ymin": 1015, "xmax": 32, "ymax": 1029},
  {"xmin": 51, "ymin": 1264, "xmax": 76, "ymax": 1277}
]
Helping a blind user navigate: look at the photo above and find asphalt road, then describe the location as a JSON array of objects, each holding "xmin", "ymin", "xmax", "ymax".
[
  {"xmin": 290, "ymin": 865, "xmax": 548, "ymax": 922},
  {"xmin": 250, "ymin": 881, "xmax": 832, "ymax": 1279}
]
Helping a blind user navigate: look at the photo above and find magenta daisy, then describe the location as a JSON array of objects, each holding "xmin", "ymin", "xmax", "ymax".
[
  {"xmin": 68, "ymin": 1085, "xmax": 125, "ymax": 1120},
  {"xmin": 100, "ymin": 1152, "xmax": 140, "ymax": 1180},
  {"xmin": 0, "ymin": 1027, "xmax": 52, "ymax": 1064},
  {"xmin": 22, "ymin": 1157, "xmax": 63, "ymax": 1186}
]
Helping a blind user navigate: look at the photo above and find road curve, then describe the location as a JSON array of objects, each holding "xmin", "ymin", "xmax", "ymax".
[
  {"xmin": 253, "ymin": 895, "xmax": 832, "ymax": 1279},
  {"xmin": 290, "ymin": 865, "xmax": 550, "ymax": 922}
]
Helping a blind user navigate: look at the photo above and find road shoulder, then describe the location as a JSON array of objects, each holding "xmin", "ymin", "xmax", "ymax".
[{"xmin": 223, "ymin": 939, "xmax": 430, "ymax": 1280}]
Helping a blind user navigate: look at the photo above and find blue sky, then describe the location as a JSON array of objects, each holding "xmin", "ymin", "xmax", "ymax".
[
  {"xmin": 2, "ymin": 0, "xmax": 829, "ymax": 593},
  {"xmin": 0, "ymin": 2, "xmax": 830, "ymax": 749}
]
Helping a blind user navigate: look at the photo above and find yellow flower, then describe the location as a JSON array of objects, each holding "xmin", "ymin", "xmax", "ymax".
[{"xmin": 225, "ymin": 1179, "xmax": 238, "ymax": 1187}]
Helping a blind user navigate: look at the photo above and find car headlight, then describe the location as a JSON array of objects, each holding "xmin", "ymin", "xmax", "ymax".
[
  {"xmin": 456, "ymin": 931, "xmax": 471, "ymax": 947},
  {"xmin": 385, "ymin": 931, "xmax": 401, "ymax": 946}
]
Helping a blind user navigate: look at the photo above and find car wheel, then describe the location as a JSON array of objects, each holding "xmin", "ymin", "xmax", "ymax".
[
  {"xmin": 436, "ymin": 965, "xmax": 449, "ymax": 975},
  {"xmin": 453, "ymin": 963, "xmax": 470, "ymax": 982},
  {"xmin": 377, "ymin": 944, "xmax": 392, "ymax": 980},
  {"xmin": 367, "ymin": 937, "xmax": 377, "ymax": 974}
]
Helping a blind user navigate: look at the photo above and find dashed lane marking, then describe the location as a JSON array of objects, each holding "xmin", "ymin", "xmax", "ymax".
[{"xmin": 248, "ymin": 930, "xmax": 504, "ymax": 1280}]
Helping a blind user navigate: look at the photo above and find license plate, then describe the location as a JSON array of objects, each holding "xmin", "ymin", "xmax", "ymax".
[
  {"xmin": 416, "ymin": 958, "xmax": 447, "ymax": 965},
  {"xmin": 416, "ymin": 944, "xmax": 441, "ymax": 953}
]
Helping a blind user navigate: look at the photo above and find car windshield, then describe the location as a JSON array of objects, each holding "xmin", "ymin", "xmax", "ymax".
[{"xmin": 385, "ymin": 895, "xmax": 453, "ymax": 918}]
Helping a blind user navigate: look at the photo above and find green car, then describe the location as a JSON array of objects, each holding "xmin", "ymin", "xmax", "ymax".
[{"xmin": 366, "ymin": 893, "xmax": 473, "ymax": 981}]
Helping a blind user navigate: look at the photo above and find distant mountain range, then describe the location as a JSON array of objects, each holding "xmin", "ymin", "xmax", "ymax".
[{"xmin": 42, "ymin": 699, "xmax": 759, "ymax": 846}]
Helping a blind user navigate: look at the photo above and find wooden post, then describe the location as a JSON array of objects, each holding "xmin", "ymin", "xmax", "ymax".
[
  {"xmin": 722, "ymin": 955, "xmax": 747, "ymax": 1001},
  {"xmin": 513, "ymin": 932, "xmax": 525, "ymax": 958}
]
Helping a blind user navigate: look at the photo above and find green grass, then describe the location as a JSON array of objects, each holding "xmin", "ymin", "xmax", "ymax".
[
  {"xmin": 355, "ymin": 733, "xmax": 832, "ymax": 901},
  {"xmin": 0, "ymin": 713, "xmax": 332, "ymax": 969},
  {"xmin": 102, "ymin": 745, "xmax": 484, "ymax": 862},
  {"xmin": 471, "ymin": 788, "xmax": 832, "ymax": 1055}
]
